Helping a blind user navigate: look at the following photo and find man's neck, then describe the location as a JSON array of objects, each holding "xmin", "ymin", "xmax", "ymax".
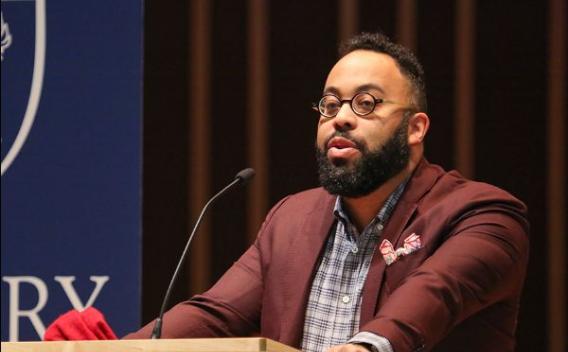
[{"xmin": 341, "ymin": 161, "xmax": 418, "ymax": 233}]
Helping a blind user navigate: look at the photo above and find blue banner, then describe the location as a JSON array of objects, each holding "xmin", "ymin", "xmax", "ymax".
[{"xmin": 1, "ymin": 0, "xmax": 142, "ymax": 341}]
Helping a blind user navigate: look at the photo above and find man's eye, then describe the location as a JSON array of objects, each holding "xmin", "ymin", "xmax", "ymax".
[
  {"xmin": 358, "ymin": 100, "xmax": 374, "ymax": 107},
  {"xmin": 355, "ymin": 97, "xmax": 374, "ymax": 109},
  {"xmin": 324, "ymin": 102, "xmax": 340, "ymax": 110}
]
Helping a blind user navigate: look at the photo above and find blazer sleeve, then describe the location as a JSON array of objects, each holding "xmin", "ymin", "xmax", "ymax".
[
  {"xmin": 123, "ymin": 196, "xmax": 290, "ymax": 339},
  {"xmin": 359, "ymin": 201, "xmax": 529, "ymax": 351}
]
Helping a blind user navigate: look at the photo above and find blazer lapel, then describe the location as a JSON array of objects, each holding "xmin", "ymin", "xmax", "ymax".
[
  {"xmin": 279, "ymin": 191, "xmax": 336, "ymax": 347},
  {"xmin": 360, "ymin": 199, "xmax": 417, "ymax": 325},
  {"xmin": 360, "ymin": 159, "xmax": 443, "ymax": 325}
]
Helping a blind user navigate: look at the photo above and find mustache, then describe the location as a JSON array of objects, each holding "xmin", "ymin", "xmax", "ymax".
[{"xmin": 323, "ymin": 131, "xmax": 367, "ymax": 151}]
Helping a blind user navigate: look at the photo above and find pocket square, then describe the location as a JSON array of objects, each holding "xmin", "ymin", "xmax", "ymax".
[{"xmin": 380, "ymin": 233, "xmax": 422, "ymax": 266}]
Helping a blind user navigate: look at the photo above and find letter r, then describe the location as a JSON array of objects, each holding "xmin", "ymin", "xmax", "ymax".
[{"xmin": 2, "ymin": 276, "xmax": 48, "ymax": 341}]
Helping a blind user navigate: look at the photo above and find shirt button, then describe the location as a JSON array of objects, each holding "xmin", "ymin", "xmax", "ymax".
[
  {"xmin": 351, "ymin": 246, "xmax": 358, "ymax": 254},
  {"xmin": 377, "ymin": 224, "xmax": 384, "ymax": 231},
  {"xmin": 341, "ymin": 295, "xmax": 350, "ymax": 304}
]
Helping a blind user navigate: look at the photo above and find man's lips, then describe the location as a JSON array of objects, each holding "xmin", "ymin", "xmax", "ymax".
[
  {"xmin": 327, "ymin": 136, "xmax": 358, "ymax": 149},
  {"xmin": 326, "ymin": 136, "xmax": 360, "ymax": 160}
]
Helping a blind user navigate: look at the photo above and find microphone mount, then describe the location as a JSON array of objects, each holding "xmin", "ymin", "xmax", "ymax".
[{"xmin": 150, "ymin": 168, "xmax": 255, "ymax": 339}]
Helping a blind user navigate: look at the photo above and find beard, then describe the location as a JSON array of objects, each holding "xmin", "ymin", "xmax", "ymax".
[{"xmin": 316, "ymin": 118, "xmax": 410, "ymax": 198}]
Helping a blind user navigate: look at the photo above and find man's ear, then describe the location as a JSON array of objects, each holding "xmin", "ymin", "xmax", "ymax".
[{"xmin": 407, "ymin": 112, "xmax": 430, "ymax": 145}]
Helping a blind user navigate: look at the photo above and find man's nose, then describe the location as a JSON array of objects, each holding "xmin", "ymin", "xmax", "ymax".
[{"xmin": 332, "ymin": 102, "xmax": 357, "ymax": 131}]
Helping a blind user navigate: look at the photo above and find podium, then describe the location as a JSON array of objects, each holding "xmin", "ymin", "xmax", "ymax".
[{"xmin": 0, "ymin": 337, "xmax": 300, "ymax": 352}]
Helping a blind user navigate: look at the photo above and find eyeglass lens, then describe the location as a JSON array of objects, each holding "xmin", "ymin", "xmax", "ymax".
[{"xmin": 318, "ymin": 92, "xmax": 376, "ymax": 117}]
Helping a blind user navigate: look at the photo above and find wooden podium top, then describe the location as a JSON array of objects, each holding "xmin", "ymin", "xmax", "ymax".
[{"xmin": 0, "ymin": 337, "xmax": 300, "ymax": 352}]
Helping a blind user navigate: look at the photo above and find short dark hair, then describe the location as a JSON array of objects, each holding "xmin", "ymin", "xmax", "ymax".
[{"xmin": 339, "ymin": 32, "xmax": 427, "ymax": 112}]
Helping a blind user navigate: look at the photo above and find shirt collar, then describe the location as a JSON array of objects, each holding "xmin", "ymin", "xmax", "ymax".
[{"xmin": 333, "ymin": 179, "xmax": 408, "ymax": 227}]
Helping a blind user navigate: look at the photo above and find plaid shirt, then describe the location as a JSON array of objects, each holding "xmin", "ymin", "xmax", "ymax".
[{"xmin": 301, "ymin": 182, "xmax": 407, "ymax": 352}]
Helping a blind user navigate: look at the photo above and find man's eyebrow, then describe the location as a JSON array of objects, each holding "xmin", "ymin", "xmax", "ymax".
[
  {"xmin": 322, "ymin": 84, "xmax": 386, "ymax": 96},
  {"xmin": 357, "ymin": 83, "xmax": 386, "ymax": 95},
  {"xmin": 323, "ymin": 86, "xmax": 340, "ymax": 95}
]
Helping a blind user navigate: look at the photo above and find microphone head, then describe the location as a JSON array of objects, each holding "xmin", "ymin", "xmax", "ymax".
[{"xmin": 235, "ymin": 168, "xmax": 255, "ymax": 185}]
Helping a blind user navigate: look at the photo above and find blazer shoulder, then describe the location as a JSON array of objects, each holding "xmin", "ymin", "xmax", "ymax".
[
  {"xmin": 270, "ymin": 187, "xmax": 334, "ymax": 214},
  {"xmin": 420, "ymin": 168, "xmax": 529, "ymax": 228},
  {"xmin": 258, "ymin": 187, "xmax": 334, "ymax": 232},
  {"xmin": 442, "ymin": 171, "xmax": 525, "ymax": 207}
]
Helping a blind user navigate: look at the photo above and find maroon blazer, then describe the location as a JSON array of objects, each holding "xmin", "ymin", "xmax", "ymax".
[{"xmin": 126, "ymin": 160, "xmax": 529, "ymax": 352}]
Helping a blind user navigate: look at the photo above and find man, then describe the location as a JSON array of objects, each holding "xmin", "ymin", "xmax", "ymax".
[{"xmin": 126, "ymin": 32, "xmax": 529, "ymax": 352}]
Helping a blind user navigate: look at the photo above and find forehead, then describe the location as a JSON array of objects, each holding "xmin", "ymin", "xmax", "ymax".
[{"xmin": 324, "ymin": 50, "xmax": 409, "ymax": 97}]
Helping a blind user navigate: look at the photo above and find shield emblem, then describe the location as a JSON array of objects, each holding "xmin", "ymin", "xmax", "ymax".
[{"xmin": 1, "ymin": 0, "xmax": 45, "ymax": 175}]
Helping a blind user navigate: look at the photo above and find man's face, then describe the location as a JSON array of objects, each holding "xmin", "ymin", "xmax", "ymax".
[{"xmin": 316, "ymin": 50, "xmax": 413, "ymax": 197}]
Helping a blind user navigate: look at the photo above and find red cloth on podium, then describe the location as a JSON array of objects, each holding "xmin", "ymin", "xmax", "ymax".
[{"xmin": 44, "ymin": 307, "xmax": 118, "ymax": 341}]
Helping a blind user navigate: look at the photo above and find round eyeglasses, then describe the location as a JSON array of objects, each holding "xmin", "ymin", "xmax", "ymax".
[{"xmin": 312, "ymin": 92, "xmax": 401, "ymax": 118}]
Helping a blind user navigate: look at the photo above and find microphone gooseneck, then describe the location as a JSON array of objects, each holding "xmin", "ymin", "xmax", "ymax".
[{"xmin": 150, "ymin": 168, "xmax": 255, "ymax": 339}]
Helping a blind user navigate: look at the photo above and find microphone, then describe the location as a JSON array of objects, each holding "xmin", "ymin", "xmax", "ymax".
[{"xmin": 150, "ymin": 168, "xmax": 255, "ymax": 339}]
